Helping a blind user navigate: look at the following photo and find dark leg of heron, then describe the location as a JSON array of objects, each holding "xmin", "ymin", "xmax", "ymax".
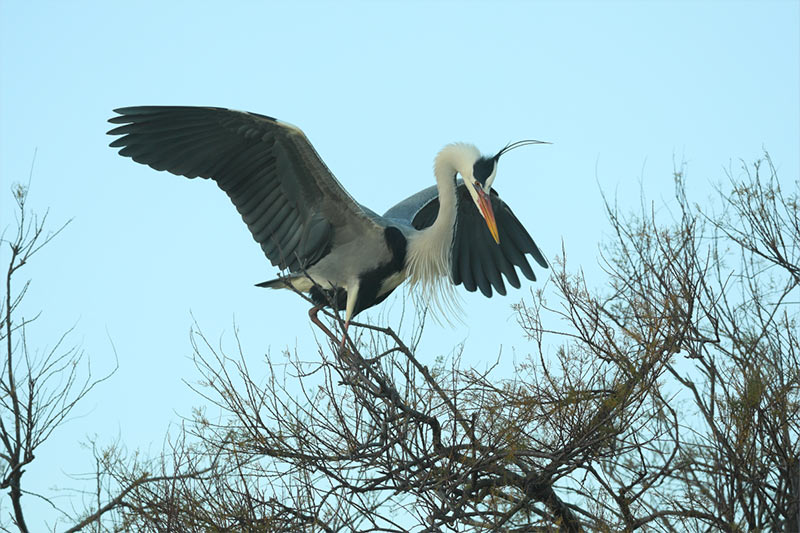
[
  {"xmin": 308, "ymin": 305, "xmax": 337, "ymax": 343},
  {"xmin": 309, "ymin": 306, "xmax": 351, "ymax": 352},
  {"xmin": 339, "ymin": 319, "xmax": 351, "ymax": 351}
]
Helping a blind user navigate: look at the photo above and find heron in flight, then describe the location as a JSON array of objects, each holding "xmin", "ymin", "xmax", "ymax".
[{"xmin": 108, "ymin": 106, "xmax": 548, "ymax": 344}]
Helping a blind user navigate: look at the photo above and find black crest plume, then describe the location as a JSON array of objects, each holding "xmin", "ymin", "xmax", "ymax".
[{"xmin": 494, "ymin": 139, "xmax": 551, "ymax": 161}]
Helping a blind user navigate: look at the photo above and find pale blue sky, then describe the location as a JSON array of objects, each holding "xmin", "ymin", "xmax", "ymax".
[{"xmin": 1, "ymin": 1, "xmax": 798, "ymax": 529}]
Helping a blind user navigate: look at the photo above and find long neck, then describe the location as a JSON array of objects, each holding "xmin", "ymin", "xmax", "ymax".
[
  {"xmin": 406, "ymin": 144, "xmax": 477, "ymax": 316},
  {"xmin": 423, "ymin": 151, "xmax": 459, "ymax": 253}
]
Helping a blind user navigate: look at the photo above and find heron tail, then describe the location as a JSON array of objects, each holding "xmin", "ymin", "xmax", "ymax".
[
  {"xmin": 256, "ymin": 277, "xmax": 286, "ymax": 289},
  {"xmin": 256, "ymin": 274, "xmax": 312, "ymax": 291}
]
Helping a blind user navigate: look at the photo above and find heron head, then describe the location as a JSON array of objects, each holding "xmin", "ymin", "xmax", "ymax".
[{"xmin": 462, "ymin": 139, "xmax": 551, "ymax": 245}]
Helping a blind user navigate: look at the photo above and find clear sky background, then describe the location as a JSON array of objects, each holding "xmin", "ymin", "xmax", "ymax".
[{"xmin": 1, "ymin": 1, "xmax": 798, "ymax": 529}]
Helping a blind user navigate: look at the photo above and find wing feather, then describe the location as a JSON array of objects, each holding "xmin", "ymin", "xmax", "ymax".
[
  {"xmin": 109, "ymin": 106, "xmax": 382, "ymax": 271},
  {"xmin": 482, "ymin": 239, "xmax": 507, "ymax": 296},
  {"xmin": 392, "ymin": 181, "xmax": 547, "ymax": 296}
]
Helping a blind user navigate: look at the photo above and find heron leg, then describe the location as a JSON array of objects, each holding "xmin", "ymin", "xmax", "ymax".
[
  {"xmin": 338, "ymin": 319, "xmax": 351, "ymax": 352},
  {"xmin": 309, "ymin": 306, "xmax": 352, "ymax": 353},
  {"xmin": 308, "ymin": 305, "xmax": 337, "ymax": 342}
]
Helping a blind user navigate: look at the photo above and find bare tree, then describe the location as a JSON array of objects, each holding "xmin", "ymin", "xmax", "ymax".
[
  {"xmin": 69, "ymin": 154, "xmax": 800, "ymax": 531},
  {"xmin": 0, "ymin": 182, "xmax": 214, "ymax": 533},
  {"xmin": 0, "ymin": 181, "xmax": 105, "ymax": 532}
]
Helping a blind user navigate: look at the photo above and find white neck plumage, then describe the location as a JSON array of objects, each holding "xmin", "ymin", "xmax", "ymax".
[{"xmin": 406, "ymin": 143, "xmax": 479, "ymax": 317}]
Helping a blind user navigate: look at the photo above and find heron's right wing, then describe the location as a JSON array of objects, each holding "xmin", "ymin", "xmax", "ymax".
[
  {"xmin": 395, "ymin": 182, "xmax": 548, "ymax": 297},
  {"xmin": 108, "ymin": 106, "xmax": 381, "ymax": 272}
]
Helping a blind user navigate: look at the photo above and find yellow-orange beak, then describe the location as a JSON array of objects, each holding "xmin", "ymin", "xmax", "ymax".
[{"xmin": 476, "ymin": 188, "xmax": 500, "ymax": 244}]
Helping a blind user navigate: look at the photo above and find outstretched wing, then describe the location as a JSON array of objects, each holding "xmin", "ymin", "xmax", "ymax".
[
  {"xmin": 108, "ymin": 106, "xmax": 381, "ymax": 272},
  {"xmin": 386, "ymin": 181, "xmax": 547, "ymax": 297}
]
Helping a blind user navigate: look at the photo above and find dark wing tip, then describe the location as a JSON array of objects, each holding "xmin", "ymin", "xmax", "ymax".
[
  {"xmin": 111, "ymin": 106, "xmax": 150, "ymax": 115},
  {"xmin": 109, "ymin": 106, "xmax": 173, "ymax": 121},
  {"xmin": 528, "ymin": 241, "xmax": 549, "ymax": 269},
  {"xmin": 108, "ymin": 106, "xmax": 283, "ymax": 136}
]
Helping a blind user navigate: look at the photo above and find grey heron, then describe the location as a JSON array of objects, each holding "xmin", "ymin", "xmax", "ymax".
[{"xmin": 108, "ymin": 106, "xmax": 548, "ymax": 343}]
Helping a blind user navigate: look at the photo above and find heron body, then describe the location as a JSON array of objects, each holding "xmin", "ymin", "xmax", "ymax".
[
  {"xmin": 258, "ymin": 224, "xmax": 408, "ymax": 321},
  {"xmin": 108, "ymin": 106, "xmax": 547, "ymax": 338}
]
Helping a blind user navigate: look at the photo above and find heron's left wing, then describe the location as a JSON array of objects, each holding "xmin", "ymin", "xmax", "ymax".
[
  {"xmin": 396, "ymin": 182, "xmax": 548, "ymax": 297},
  {"xmin": 108, "ymin": 106, "xmax": 383, "ymax": 272}
]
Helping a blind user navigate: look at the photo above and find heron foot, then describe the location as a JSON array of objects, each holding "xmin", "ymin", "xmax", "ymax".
[{"xmin": 308, "ymin": 306, "xmax": 352, "ymax": 353}]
